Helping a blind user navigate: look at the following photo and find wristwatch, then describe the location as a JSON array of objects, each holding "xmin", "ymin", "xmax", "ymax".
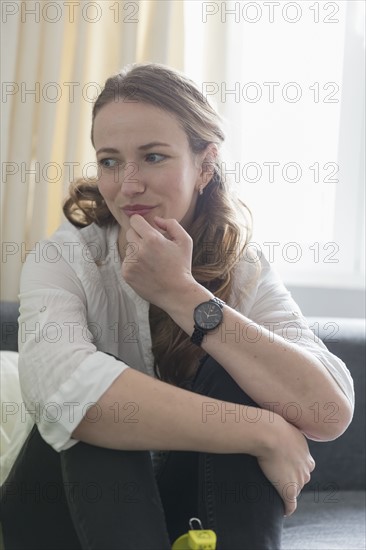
[{"xmin": 190, "ymin": 297, "xmax": 225, "ymax": 347}]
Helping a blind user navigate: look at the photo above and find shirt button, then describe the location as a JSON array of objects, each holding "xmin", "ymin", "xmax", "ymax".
[{"xmin": 40, "ymin": 306, "xmax": 47, "ymax": 312}]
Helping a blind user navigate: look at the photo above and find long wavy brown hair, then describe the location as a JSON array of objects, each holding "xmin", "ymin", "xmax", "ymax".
[{"xmin": 63, "ymin": 63, "xmax": 260, "ymax": 388}]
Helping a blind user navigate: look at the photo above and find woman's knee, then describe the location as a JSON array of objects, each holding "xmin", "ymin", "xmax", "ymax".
[{"xmin": 60, "ymin": 444, "xmax": 171, "ymax": 549}]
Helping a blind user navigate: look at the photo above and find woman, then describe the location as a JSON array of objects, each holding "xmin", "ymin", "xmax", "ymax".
[{"xmin": 1, "ymin": 63, "xmax": 354, "ymax": 550}]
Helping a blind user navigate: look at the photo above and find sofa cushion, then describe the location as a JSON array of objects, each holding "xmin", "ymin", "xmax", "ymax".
[
  {"xmin": 282, "ymin": 490, "xmax": 365, "ymax": 549},
  {"xmin": 0, "ymin": 351, "xmax": 33, "ymax": 486}
]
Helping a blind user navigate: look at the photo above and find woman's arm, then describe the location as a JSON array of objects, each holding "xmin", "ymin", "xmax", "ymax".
[
  {"xmin": 122, "ymin": 215, "xmax": 353, "ymax": 441},
  {"xmin": 162, "ymin": 280, "xmax": 352, "ymax": 441},
  {"xmin": 72, "ymin": 366, "xmax": 314, "ymax": 516}
]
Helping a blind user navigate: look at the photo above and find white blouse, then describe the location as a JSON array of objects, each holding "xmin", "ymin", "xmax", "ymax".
[{"xmin": 18, "ymin": 220, "xmax": 355, "ymax": 453}]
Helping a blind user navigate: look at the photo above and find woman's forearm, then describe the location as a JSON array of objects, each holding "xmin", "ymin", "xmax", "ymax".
[
  {"xmin": 161, "ymin": 281, "xmax": 353, "ymax": 441},
  {"xmin": 71, "ymin": 367, "xmax": 272, "ymax": 455}
]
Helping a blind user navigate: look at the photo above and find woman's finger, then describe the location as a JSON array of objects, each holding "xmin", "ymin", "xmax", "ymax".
[
  {"xmin": 154, "ymin": 216, "xmax": 192, "ymax": 245},
  {"xmin": 129, "ymin": 214, "xmax": 160, "ymax": 239}
]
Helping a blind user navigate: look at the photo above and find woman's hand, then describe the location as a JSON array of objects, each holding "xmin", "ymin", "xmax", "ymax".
[
  {"xmin": 122, "ymin": 215, "xmax": 197, "ymax": 308},
  {"xmin": 257, "ymin": 415, "xmax": 316, "ymax": 516}
]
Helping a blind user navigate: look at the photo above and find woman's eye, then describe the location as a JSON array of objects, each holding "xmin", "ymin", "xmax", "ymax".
[
  {"xmin": 99, "ymin": 158, "xmax": 118, "ymax": 168},
  {"xmin": 145, "ymin": 153, "xmax": 165, "ymax": 163}
]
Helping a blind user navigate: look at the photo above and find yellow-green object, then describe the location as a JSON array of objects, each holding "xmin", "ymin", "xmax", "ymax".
[{"xmin": 172, "ymin": 518, "xmax": 217, "ymax": 550}]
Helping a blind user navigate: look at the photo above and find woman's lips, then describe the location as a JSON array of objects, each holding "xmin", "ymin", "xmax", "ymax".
[{"xmin": 121, "ymin": 206, "xmax": 156, "ymax": 217}]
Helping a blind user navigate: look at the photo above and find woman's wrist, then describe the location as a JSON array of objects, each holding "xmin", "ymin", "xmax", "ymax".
[
  {"xmin": 158, "ymin": 279, "xmax": 213, "ymax": 327},
  {"xmin": 240, "ymin": 406, "xmax": 286, "ymax": 458}
]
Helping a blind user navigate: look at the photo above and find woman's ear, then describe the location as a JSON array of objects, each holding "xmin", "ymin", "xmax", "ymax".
[{"xmin": 200, "ymin": 144, "xmax": 218, "ymax": 186}]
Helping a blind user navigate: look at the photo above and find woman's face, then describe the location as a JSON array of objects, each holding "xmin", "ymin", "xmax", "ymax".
[{"xmin": 93, "ymin": 100, "xmax": 205, "ymax": 236}]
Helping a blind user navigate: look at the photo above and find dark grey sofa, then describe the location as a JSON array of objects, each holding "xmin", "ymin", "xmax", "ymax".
[{"xmin": 1, "ymin": 301, "xmax": 365, "ymax": 549}]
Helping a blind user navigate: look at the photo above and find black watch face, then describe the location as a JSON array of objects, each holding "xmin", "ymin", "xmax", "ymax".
[{"xmin": 194, "ymin": 302, "xmax": 223, "ymax": 330}]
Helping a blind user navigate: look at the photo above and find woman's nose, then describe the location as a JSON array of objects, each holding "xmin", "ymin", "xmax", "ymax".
[{"xmin": 119, "ymin": 162, "xmax": 145, "ymax": 195}]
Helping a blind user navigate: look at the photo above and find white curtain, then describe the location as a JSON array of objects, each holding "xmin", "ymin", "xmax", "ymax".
[{"xmin": 1, "ymin": 0, "xmax": 184, "ymax": 300}]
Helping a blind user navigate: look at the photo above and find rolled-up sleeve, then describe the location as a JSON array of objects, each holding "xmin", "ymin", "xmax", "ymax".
[
  {"xmin": 18, "ymin": 244, "xmax": 130, "ymax": 452},
  {"xmin": 247, "ymin": 254, "xmax": 355, "ymax": 410}
]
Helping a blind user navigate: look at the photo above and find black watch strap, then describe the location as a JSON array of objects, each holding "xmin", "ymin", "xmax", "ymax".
[
  {"xmin": 191, "ymin": 326, "xmax": 206, "ymax": 347},
  {"xmin": 190, "ymin": 297, "xmax": 225, "ymax": 347}
]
